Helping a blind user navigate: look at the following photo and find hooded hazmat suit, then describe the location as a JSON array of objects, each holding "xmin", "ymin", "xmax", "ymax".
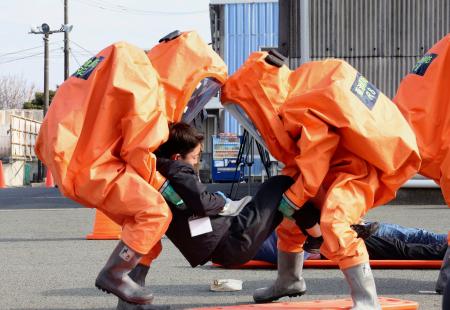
[
  {"xmin": 35, "ymin": 42, "xmax": 171, "ymax": 255},
  {"xmin": 222, "ymin": 51, "xmax": 420, "ymax": 268},
  {"xmin": 393, "ymin": 33, "xmax": 450, "ymax": 299},
  {"xmin": 394, "ymin": 34, "xmax": 450, "ymax": 204},
  {"xmin": 35, "ymin": 31, "xmax": 227, "ymax": 258}
]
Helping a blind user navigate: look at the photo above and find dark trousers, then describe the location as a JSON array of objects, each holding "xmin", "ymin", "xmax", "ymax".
[
  {"xmin": 444, "ymin": 277, "xmax": 450, "ymax": 310},
  {"xmin": 365, "ymin": 235, "xmax": 447, "ymax": 260},
  {"xmin": 211, "ymin": 175, "xmax": 293, "ymax": 267}
]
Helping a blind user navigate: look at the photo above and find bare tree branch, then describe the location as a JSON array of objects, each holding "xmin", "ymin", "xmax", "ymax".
[{"xmin": 0, "ymin": 75, "xmax": 35, "ymax": 109}]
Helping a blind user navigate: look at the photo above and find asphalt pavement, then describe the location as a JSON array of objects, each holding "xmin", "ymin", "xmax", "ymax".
[{"xmin": 0, "ymin": 187, "xmax": 449, "ymax": 309}]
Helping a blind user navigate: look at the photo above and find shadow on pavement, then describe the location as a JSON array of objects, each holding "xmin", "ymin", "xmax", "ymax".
[{"xmin": 41, "ymin": 276, "xmax": 436, "ymax": 298}]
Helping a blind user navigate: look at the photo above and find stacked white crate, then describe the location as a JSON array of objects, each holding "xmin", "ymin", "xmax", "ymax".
[{"xmin": 0, "ymin": 109, "xmax": 43, "ymax": 160}]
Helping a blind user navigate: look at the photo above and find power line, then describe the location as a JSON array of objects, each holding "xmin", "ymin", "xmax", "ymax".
[
  {"xmin": 69, "ymin": 39, "xmax": 96, "ymax": 56},
  {"xmin": 69, "ymin": 48, "xmax": 82, "ymax": 66},
  {"xmin": 73, "ymin": 0, "xmax": 208, "ymax": 15},
  {"xmin": 0, "ymin": 48, "xmax": 64, "ymax": 65},
  {"xmin": 70, "ymin": 49, "xmax": 93, "ymax": 55},
  {"xmin": 70, "ymin": 50, "xmax": 92, "ymax": 59},
  {"xmin": 0, "ymin": 42, "xmax": 60, "ymax": 59}
]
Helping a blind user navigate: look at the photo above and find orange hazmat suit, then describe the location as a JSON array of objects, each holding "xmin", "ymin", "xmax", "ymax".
[
  {"xmin": 222, "ymin": 52, "xmax": 420, "ymax": 269},
  {"xmin": 393, "ymin": 35, "xmax": 450, "ymax": 297},
  {"xmin": 394, "ymin": 33, "xmax": 450, "ymax": 205},
  {"xmin": 36, "ymin": 32, "xmax": 227, "ymax": 257},
  {"xmin": 147, "ymin": 31, "xmax": 228, "ymax": 124}
]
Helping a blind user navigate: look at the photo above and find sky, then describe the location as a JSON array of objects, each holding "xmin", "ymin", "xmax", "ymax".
[{"xmin": 0, "ymin": 0, "xmax": 212, "ymax": 92}]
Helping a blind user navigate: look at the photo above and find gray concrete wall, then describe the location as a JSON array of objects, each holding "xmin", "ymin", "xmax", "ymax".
[{"xmin": 2, "ymin": 160, "xmax": 39, "ymax": 187}]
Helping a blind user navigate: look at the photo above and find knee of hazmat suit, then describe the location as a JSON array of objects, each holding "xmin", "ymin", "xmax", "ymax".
[
  {"xmin": 393, "ymin": 33, "xmax": 450, "ymax": 205},
  {"xmin": 222, "ymin": 52, "xmax": 420, "ymax": 264}
]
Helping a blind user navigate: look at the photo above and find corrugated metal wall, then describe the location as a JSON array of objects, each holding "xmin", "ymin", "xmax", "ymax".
[
  {"xmin": 222, "ymin": 2, "xmax": 278, "ymax": 133},
  {"xmin": 287, "ymin": 0, "xmax": 450, "ymax": 98},
  {"xmin": 212, "ymin": 0, "xmax": 450, "ymax": 123},
  {"xmin": 210, "ymin": 0, "xmax": 450, "ymax": 178}
]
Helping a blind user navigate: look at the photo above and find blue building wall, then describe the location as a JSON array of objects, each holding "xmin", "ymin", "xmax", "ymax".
[
  {"xmin": 219, "ymin": 1, "xmax": 278, "ymax": 177},
  {"xmin": 223, "ymin": 1, "xmax": 279, "ymax": 134}
]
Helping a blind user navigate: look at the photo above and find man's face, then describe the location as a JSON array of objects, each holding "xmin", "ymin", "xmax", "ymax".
[{"xmin": 173, "ymin": 144, "xmax": 202, "ymax": 167}]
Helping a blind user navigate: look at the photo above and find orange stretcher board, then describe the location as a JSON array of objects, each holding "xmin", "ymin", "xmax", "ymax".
[
  {"xmin": 213, "ymin": 259, "xmax": 443, "ymax": 269},
  {"xmin": 189, "ymin": 297, "xmax": 418, "ymax": 310}
]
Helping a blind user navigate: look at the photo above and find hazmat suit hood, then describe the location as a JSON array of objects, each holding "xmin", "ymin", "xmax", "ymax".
[
  {"xmin": 393, "ymin": 33, "xmax": 450, "ymax": 204},
  {"xmin": 221, "ymin": 51, "xmax": 298, "ymax": 164},
  {"xmin": 147, "ymin": 31, "xmax": 228, "ymax": 124},
  {"xmin": 35, "ymin": 41, "xmax": 169, "ymax": 207}
]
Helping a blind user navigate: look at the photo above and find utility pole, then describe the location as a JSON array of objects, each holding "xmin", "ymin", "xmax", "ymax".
[
  {"xmin": 64, "ymin": 0, "xmax": 69, "ymax": 80},
  {"xmin": 29, "ymin": 23, "xmax": 72, "ymax": 180},
  {"xmin": 43, "ymin": 33, "xmax": 49, "ymax": 116},
  {"xmin": 30, "ymin": 23, "xmax": 73, "ymax": 115}
]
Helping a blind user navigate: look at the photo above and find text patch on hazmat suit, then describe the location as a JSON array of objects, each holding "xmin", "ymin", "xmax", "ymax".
[
  {"xmin": 351, "ymin": 73, "xmax": 380, "ymax": 110},
  {"xmin": 411, "ymin": 53, "xmax": 437, "ymax": 76},
  {"xmin": 72, "ymin": 56, "xmax": 105, "ymax": 80}
]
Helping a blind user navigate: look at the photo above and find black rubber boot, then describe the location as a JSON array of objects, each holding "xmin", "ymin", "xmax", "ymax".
[
  {"xmin": 116, "ymin": 265, "xmax": 170, "ymax": 309},
  {"xmin": 253, "ymin": 250, "xmax": 306, "ymax": 303},
  {"xmin": 128, "ymin": 264, "xmax": 150, "ymax": 286},
  {"xmin": 437, "ymin": 247, "xmax": 450, "ymax": 294},
  {"xmin": 95, "ymin": 241, "xmax": 154, "ymax": 305},
  {"xmin": 117, "ymin": 302, "xmax": 170, "ymax": 310},
  {"xmin": 117, "ymin": 301, "xmax": 170, "ymax": 310},
  {"xmin": 443, "ymin": 272, "xmax": 450, "ymax": 310}
]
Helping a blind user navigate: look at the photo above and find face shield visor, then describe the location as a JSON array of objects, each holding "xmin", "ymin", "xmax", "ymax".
[
  {"xmin": 225, "ymin": 103, "xmax": 268, "ymax": 150},
  {"xmin": 181, "ymin": 77, "xmax": 222, "ymax": 124}
]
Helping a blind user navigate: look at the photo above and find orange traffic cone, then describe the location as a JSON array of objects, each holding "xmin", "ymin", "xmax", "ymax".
[
  {"xmin": 86, "ymin": 209, "xmax": 122, "ymax": 240},
  {"xmin": 45, "ymin": 168, "xmax": 55, "ymax": 188},
  {"xmin": 0, "ymin": 161, "xmax": 6, "ymax": 188}
]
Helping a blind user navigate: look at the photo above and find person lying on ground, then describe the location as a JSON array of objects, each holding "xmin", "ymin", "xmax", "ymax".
[
  {"xmin": 366, "ymin": 221, "xmax": 447, "ymax": 246},
  {"xmin": 251, "ymin": 218, "xmax": 447, "ymax": 264}
]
